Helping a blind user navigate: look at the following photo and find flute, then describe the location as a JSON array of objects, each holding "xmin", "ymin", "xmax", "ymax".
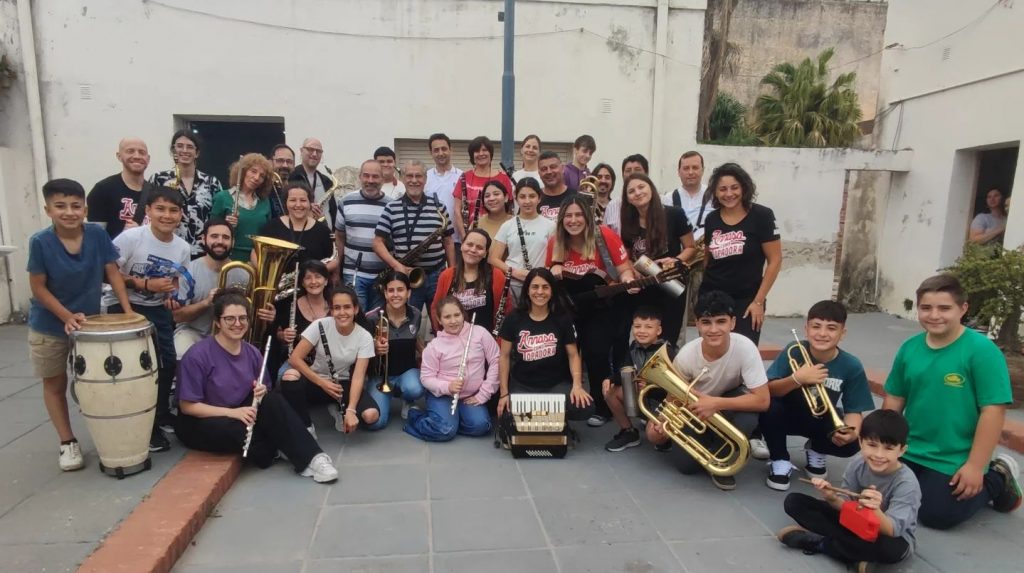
[
  {"xmin": 242, "ymin": 336, "xmax": 274, "ymax": 458},
  {"xmin": 288, "ymin": 261, "xmax": 299, "ymax": 349},
  {"xmin": 451, "ymin": 312, "xmax": 478, "ymax": 415}
]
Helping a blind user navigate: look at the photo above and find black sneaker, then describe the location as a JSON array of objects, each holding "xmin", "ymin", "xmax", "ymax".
[
  {"xmin": 157, "ymin": 412, "xmax": 177, "ymax": 434},
  {"xmin": 990, "ymin": 453, "xmax": 1022, "ymax": 513},
  {"xmin": 711, "ymin": 474, "xmax": 736, "ymax": 491},
  {"xmin": 654, "ymin": 441, "xmax": 672, "ymax": 453},
  {"xmin": 149, "ymin": 427, "xmax": 171, "ymax": 452},
  {"xmin": 766, "ymin": 461, "xmax": 793, "ymax": 491},
  {"xmin": 777, "ymin": 525, "xmax": 823, "ymax": 554},
  {"xmin": 604, "ymin": 428, "xmax": 641, "ymax": 452}
]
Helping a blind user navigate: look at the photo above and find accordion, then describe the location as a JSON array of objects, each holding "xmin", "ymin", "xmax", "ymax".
[{"xmin": 496, "ymin": 394, "xmax": 569, "ymax": 458}]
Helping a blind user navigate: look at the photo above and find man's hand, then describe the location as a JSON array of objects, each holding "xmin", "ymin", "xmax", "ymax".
[
  {"xmin": 255, "ymin": 303, "xmax": 275, "ymax": 322},
  {"xmin": 689, "ymin": 390, "xmax": 721, "ymax": 420},
  {"xmin": 147, "ymin": 277, "xmax": 177, "ymax": 293},
  {"xmin": 950, "ymin": 462, "xmax": 986, "ymax": 500},
  {"xmin": 831, "ymin": 428, "xmax": 858, "ymax": 447}
]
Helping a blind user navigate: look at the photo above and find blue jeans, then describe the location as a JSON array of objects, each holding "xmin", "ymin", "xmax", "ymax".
[
  {"xmin": 343, "ymin": 272, "xmax": 384, "ymax": 312},
  {"xmin": 403, "ymin": 393, "xmax": 491, "ymax": 442},
  {"xmin": 409, "ymin": 266, "xmax": 444, "ymax": 315},
  {"xmin": 365, "ymin": 368, "xmax": 424, "ymax": 430}
]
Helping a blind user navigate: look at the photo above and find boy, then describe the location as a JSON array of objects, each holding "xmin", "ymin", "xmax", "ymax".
[
  {"xmin": 761, "ymin": 300, "xmax": 875, "ymax": 491},
  {"xmin": 882, "ymin": 274, "xmax": 1021, "ymax": 529},
  {"xmin": 102, "ymin": 187, "xmax": 192, "ymax": 452},
  {"xmin": 647, "ymin": 291, "xmax": 770, "ymax": 490},
  {"xmin": 778, "ymin": 409, "xmax": 921, "ymax": 572},
  {"xmin": 27, "ymin": 179, "xmax": 132, "ymax": 471},
  {"xmin": 603, "ymin": 307, "xmax": 674, "ymax": 452},
  {"xmin": 562, "ymin": 134, "xmax": 596, "ymax": 190}
]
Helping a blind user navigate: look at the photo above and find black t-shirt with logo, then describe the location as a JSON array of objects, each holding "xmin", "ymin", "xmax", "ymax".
[
  {"xmin": 538, "ymin": 188, "xmax": 579, "ymax": 222},
  {"xmin": 623, "ymin": 206, "xmax": 694, "ymax": 260},
  {"xmin": 700, "ymin": 203, "xmax": 779, "ymax": 300},
  {"xmin": 87, "ymin": 173, "xmax": 143, "ymax": 239},
  {"xmin": 451, "ymin": 278, "xmax": 495, "ymax": 334},
  {"xmin": 499, "ymin": 309, "xmax": 577, "ymax": 389}
]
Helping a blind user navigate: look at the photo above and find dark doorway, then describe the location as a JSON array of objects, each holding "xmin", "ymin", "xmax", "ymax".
[
  {"xmin": 184, "ymin": 118, "xmax": 285, "ymax": 185},
  {"xmin": 973, "ymin": 145, "xmax": 1018, "ymax": 215}
]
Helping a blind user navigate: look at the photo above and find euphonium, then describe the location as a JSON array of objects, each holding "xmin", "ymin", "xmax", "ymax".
[
  {"xmin": 637, "ymin": 345, "xmax": 749, "ymax": 477},
  {"xmin": 218, "ymin": 236, "xmax": 300, "ymax": 343},
  {"xmin": 786, "ymin": 329, "xmax": 854, "ymax": 437},
  {"xmin": 376, "ymin": 314, "xmax": 392, "ymax": 393},
  {"xmin": 578, "ymin": 176, "xmax": 605, "ymax": 222}
]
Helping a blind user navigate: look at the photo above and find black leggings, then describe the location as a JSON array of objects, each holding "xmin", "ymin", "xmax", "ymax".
[
  {"xmin": 784, "ymin": 493, "xmax": 910, "ymax": 564},
  {"xmin": 575, "ymin": 305, "xmax": 626, "ymax": 417},
  {"xmin": 280, "ymin": 375, "xmax": 378, "ymax": 427}
]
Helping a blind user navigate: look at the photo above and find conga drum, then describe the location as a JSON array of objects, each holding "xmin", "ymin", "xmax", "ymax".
[{"xmin": 70, "ymin": 313, "xmax": 158, "ymax": 478}]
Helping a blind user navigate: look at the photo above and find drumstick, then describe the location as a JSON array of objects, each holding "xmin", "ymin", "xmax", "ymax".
[
  {"xmin": 798, "ymin": 478, "xmax": 868, "ymax": 500},
  {"xmin": 239, "ymin": 335, "xmax": 272, "ymax": 456}
]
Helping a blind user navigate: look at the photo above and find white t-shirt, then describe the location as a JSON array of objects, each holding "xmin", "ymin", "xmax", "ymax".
[
  {"xmin": 382, "ymin": 180, "xmax": 406, "ymax": 201},
  {"xmin": 512, "ymin": 169, "xmax": 540, "ymax": 186},
  {"xmin": 603, "ymin": 198, "xmax": 622, "ymax": 233},
  {"xmin": 103, "ymin": 225, "xmax": 192, "ymax": 308},
  {"xmin": 663, "ymin": 184, "xmax": 712, "ymax": 241},
  {"xmin": 175, "ymin": 258, "xmax": 250, "ymax": 336},
  {"xmin": 673, "ymin": 333, "xmax": 767, "ymax": 397},
  {"xmin": 300, "ymin": 318, "xmax": 375, "ymax": 380},
  {"xmin": 494, "ymin": 215, "xmax": 556, "ymax": 274},
  {"xmin": 426, "ymin": 166, "xmax": 463, "ymax": 232}
]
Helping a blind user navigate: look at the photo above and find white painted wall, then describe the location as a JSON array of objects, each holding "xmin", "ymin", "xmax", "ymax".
[{"xmin": 874, "ymin": 0, "xmax": 1024, "ymax": 317}]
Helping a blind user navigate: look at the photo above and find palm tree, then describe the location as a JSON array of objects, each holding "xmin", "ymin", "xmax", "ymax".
[{"xmin": 751, "ymin": 48, "xmax": 863, "ymax": 147}]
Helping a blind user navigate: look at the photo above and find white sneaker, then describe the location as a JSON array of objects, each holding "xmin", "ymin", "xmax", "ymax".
[
  {"xmin": 327, "ymin": 403, "xmax": 345, "ymax": 432},
  {"xmin": 749, "ymin": 437, "xmax": 769, "ymax": 460},
  {"xmin": 805, "ymin": 447, "xmax": 828, "ymax": 479},
  {"xmin": 587, "ymin": 414, "xmax": 609, "ymax": 427},
  {"xmin": 401, "ymin": 402, "xmax": 413, "ymax": 420},
  {"xmin": 300, "ymin": 453, "xmax": 338, "ymax": 483},
  {"xmin": 306, "ymin": 425, "xmax": 318, "ymax": 440},
  {"xmin": 59, "ymin": 441, "xmax": 84, "ymax": 471}
]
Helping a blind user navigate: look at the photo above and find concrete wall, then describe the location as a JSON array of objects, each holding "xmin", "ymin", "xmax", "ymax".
[
  {"xmin": 874, "ymin": 0, "xmax": 1024, "ymax": 317},
  {"xmin": 719, "ymin": 0, "xmax": 887, "ymax": 121},
  {"xmin": 694, "ymin": 144, "xmax": 909, "ymax": 316}
]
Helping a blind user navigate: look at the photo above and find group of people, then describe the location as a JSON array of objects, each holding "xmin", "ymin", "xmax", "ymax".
[{"xmin": 25, "ymin": 129, "xmax": 1022, "ymax": 571}]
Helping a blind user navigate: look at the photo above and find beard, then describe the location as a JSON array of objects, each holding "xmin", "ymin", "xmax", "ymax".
[{"xmin": 206, "ymin": 244, "xmax": 232, "ymax": 261}]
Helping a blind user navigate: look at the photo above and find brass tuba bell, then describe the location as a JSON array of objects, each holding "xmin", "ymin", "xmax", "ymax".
[
  {"xmin": 218, "ymin": 236, "xmax": 300, "ymax": 343},
  {"xmin": 637, "ymin": 345, "xmax": 750, "ymax": 477}
]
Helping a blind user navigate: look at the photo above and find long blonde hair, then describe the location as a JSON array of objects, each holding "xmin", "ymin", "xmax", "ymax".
[
  {"xmin": 229, "ymin": 153, "xmax": 274, "ymax": 199},
  {"xmin": 553, "ymin": 196, "xmax": 596, "ymax": 262}
]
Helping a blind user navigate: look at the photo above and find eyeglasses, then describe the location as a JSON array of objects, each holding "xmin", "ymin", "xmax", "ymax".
[
  {"xmin": 220, "ymin": 315, "xmax": 249, "ymax": 325},
  {"xmin": 302, "ymin": 147, "xmax": 324, "ymax": 155}
]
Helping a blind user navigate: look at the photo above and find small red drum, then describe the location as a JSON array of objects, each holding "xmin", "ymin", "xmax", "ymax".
[{"xmin": 70, "ymin": 313, "xmax": 157, "ymax": 479}]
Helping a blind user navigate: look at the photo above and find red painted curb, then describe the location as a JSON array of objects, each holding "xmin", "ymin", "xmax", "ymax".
[
  {"xmin": 78, "ymin": 452, "xmax": 242, "ymax": 573},
  {"xmin": 760, "ymin": 344, "xmax": 782, "ymax": 361}
]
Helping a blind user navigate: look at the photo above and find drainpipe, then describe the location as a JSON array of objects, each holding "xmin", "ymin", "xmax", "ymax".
[
  {"xmin": 649, "ymin": 0, "xmax": 669, "ymax": 179},
  {"xmin": 17, "ymin": 0, "xmax": 49, "ymax": 200}
]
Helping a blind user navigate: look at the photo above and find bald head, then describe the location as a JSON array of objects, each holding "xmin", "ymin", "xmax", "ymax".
[
  {"xmin": 116, "ymin": 138, "xmax": 150, "ymax": 176},
  {"xmin": 300, "ymin": 138, "xmax": 323, "ymax": 170}
]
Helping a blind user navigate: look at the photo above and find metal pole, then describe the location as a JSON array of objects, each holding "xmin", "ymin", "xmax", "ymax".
[{"xmin": 500, "ymin": 0, "xmax": 515, "ymax": 167}]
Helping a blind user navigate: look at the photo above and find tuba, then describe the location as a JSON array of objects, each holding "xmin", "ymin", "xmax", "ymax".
[
  {"xmin": 637, "ymin": 345, "xmax": 749, "ymax": 477},
  {"xmin": 218, "ymin": 236, "xmax": 300, "ymax": 343},
  {"xmin": 786, "ymin": 329, "xmax": 854, "ymax": 437}
]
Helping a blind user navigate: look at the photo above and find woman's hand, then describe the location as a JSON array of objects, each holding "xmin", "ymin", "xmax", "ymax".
[
  {"xmin": 569, "ymin": 385, "xmax": 593, "ymax": 408},
  {"xmin": 252, "ymin": 379, "xmax": 267, "ymax": 400},
  {"xmin": 374, "ymin": 337, "xmax": 389, "ymax": 356},
  {"xmin": 232, "ymin": 406, "xmax": 257, "ymax": 426},
  {"xmin": 655, "ymin": 257, "xmax": 678, "ymax": 268},
  {"xmin": 497, "ymin": 394, "xmax": 510, "ymax": 417},
  {"xmin": 551, "ymin": 264, "xmax": 564, "ymax": 279},
  {"xmin": 343, "ymin": 410, "xmax": 359, "ymax": 433},
  {"xmin": 226, "ymin": 214, "xmax": 239, "ymax": 227},
  {"xmin": 463, "ymin": 394, "xmax": 484, "ymax": 406},
  {"xmin": 743, "ymin": 300, "xmax": 765, "ymax": 331},
  {"xmin": 512, "ymin": 268, "xmax": 530, "ymax": 282},
  {"xmin": 281, "ymin": 327, "xmax": 297, "ymax": 344},
  {"xmin": 317, "ymin": 377, "xmax": 344, "ymax": 401}
]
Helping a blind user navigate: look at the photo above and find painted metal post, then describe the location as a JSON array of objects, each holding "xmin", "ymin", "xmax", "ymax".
[{"xmin": 500, "ymin": 0, "xmax": 515, "ymax": 167}]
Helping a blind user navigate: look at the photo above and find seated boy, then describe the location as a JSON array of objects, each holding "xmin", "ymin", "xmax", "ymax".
[
  {"xmin": 761, "ymin": 300, "xmax": 875, "ymax": 491},
  {"xmin": 882, "ymin": 274, "xmax": 1020, "ymax": 529},
  {"xmin": 602, "ymin": 307, "xmax": 675, "ymax": 452},
  {"xmin": 647, "ymin": 290, "xmax": 770, "ymax": 490},
  {"xmin": 778, "ymin": 409, "xmax": 921, "ymax": 571}
]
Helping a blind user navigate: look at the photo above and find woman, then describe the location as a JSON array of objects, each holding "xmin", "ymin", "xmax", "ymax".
[
  {"xmin": 619, "ymin": 173, "xmax": 697, "ymax": 345},
  {"xmin": 512, "ymin": 134, "xmax": 542, "ymax": 186},
  {"xmin": 256, "ymin": 181, "xmax": 336, "ymax": 272},
  {"xmin": 451, "ymin": 136, "xmax": 514, "ymax": 240},
  {"xmin": 700, "ymin": 162, "xmax": 782, "ymax": 345},
  {"xmin": 286, "ymin": 285, "xmax": 379, "ymax": 434},
  {"xmin": 175, "ymin": 291, "xmax": 338, "ymax": 483},
  {"xmin": 273, "ymin": 259, "xmax": 331, "ymax": 383},
  {"xmin": 490, "ymin": 177, "xmax": 556, "ymax": 303},
  {"xmin": 405, "ymin": 296, "xmax": 499, "ymax": 441},
  {"xmin": 969, "ymin": 188, "xmax": 1007, "ymax": 247},
  {"xmin": 211, "ymin": 153, "xmax": 275, "ymax": 261},
  {"xmin": 365, "ymin": 271, "xmax": 426, "ymax": 429},
  {"xmin": 496, "ymin": 268, "xmax": 592, "ymax": 420},
  {"xmin": 547, "ymin": 196, "xmax": 637, "ymax": 425},
  {"xmin": 431, "ymin": 228, "xmax": 509, "ymax": 335},
  {"xmin": 474, "ymin": 180, "xmax": 513, "ymax": 239}
]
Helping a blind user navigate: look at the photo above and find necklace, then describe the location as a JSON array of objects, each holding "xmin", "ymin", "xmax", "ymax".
[{"xmin": 300, "ymin": 296, "xmax": 328, "ymax": 320}]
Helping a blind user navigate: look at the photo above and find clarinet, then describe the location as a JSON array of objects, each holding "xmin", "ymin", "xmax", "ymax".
[
  {"xmin": 492, "ymin": 269, "xmax": 513, "ymax": 337},
  {"xmin": 469, "ymin": 179, "xmax": 484, "ymax": 231},
  {"xmin": 459, "ymin": 174, "xmax": 469, "ymax": 235},
  {"xmin": 515, "ymin": 216, "xmax": 531, "ymax": 271},
  {"xmin": 451, "ymin": 313, "xmax": 478, "ymax": 415},
  {"xmin": 317, "ymin": 322, "xmax": 346, "ymax": 412},
  {"xmin": 242, "ymin": 337, "xmax": 274, "ymax": 458}
]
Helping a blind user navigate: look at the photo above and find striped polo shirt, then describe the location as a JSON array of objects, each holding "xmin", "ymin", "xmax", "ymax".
[
  {"xmin": 336, "ymin": 189, "xmax": 389, "ymax": 279},
  {"xmin": 375, "ymin": 194, "xmax": 453, "ymax": 270}
]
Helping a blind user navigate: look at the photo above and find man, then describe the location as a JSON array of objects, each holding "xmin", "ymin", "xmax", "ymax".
[
  {"xmin": 335, "ymin": 160, "xmax": 389, "ymax": 311},
  {"xmin": 290, "ymin": 138, "xmax": 334, "ymax": 224},
  {"xmin": 425, "ymin": 133, "xmax": 463, "ymax": 247},
  {"xmin": 151, "ymin": 130, "xmax": 223, "ymax": 258},
  {"xmin": 271, "ymin": 143, "xmax": 296, "ymax": 182},
  {"xmin": 603, "ymin": 154, "xmax": 649, "ymax": 231},
  {"xmin": 665, "ymin": 151, "xmax": 712, "ymax": 242},
  {"xmin": 374, "ymin": 160, "xmax": 455, "ymax": 312},
  {"xmin": 563, "ymin": 134, "xmax": 596, "ymax": 190},
  {"xmin": 538, "ymin": 152, "xmax": 578, "ymax": 221},
  {"xmin": 87, "ymin": 137, "xmax": 151, "ymax": 238},
  {"xmin": 374, "ymin": 146, "xmax": 406, "ymax": 201},
  {"xmin": 646, "ymin": 290, "xmax": 770, "ymax": 491},
  {"xmin": 171, "ymin": 219, "xmax": 272, "ymax": 359}
]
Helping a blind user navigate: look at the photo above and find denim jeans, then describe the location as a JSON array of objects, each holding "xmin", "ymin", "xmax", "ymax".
[
  {"xmin": 403, "ymin": 392, "xmax": 491, "ymax": 442},
  {"xmin": 904, "ymin": 458, "xmax": 1006, "ymax": 530},
  {"xmin": 409, "ymin": 266, "xmax": 444, "ymax": 316},
  {"xmin": 365, "ymin": 368, "xmax": 424, "ymax": 430},
  {"xmin": 343, "ymin": 272, "xmax": 384, "ymax": 312}
]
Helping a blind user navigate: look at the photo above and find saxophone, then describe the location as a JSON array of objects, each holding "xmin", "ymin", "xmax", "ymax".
[
  {"xmin": 376, "ymin": 207, "xmax": 448, "ymax": 290},
  {"xmin": 316, "ymin": 164, "xmax": 341, "ymax": 221}
]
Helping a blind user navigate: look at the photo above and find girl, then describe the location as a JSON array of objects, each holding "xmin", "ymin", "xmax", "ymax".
[
  {"xmin": 431, "ymin": 228, "xmax": 509, "ymax": 335},
  {"xmin": 210, "ymin": 153, "xmax": 275, "ymax": 261},
  {"xmin": 176, "ymin": 291, "xmax": 337, "ymax": 483},
  {"xmin": 512, "ymin": 134, "xmax": 542, "ymax": 186},
  {"xmin": 496, "ymin": 268, "xmax": 592, "ymax": 420},
  {"xmin": 274, "ymin": 259, "xmax": 331, "ymax": 383},
  {"xmin": 700, "ymin": 163, "xmax": 782, "ymax": 345},
  {"xmin": 619, "ymin": 173, "xmax": 697, "ymax": 345},
  {"xmin": 489, "ymin": 177, "xmax": 556, "ymax": 302},
  {"xmin": 286, "ymin": 285, "xmax": 378, "ymax": 434},
  {"xmin": 474, "ymin": 180, "xmax": 513, "ymax": 239},
  {"xmin": 257, "ymin": 181, "xmax": 335, "ymax": 272},
  {"xmin": 405, "ymin": 296, "xmax": 499, "ymax": 442},
  {"xmin": 365, "ymin": 271, "xmax": 426, "ymax": 429}
]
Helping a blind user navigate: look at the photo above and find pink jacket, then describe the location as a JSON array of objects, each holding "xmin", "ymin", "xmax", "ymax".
[{"xmin": 421, "ymin": 323, "xmax": 500, "ymax": 401}]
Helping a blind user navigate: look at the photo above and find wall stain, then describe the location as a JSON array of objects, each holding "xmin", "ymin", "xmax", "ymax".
[
  {"xmin": 783, "ymin": 239, "xmax": 837, "ymax": 267},
  {"xmin": 606, "ymin": 26, "xmax": 641, "ymax": 75}
]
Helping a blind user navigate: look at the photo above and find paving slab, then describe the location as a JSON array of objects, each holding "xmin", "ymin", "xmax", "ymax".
[
  {"xmin": 431, "ymin": 497, "xmax": 547, "ymax": 553},
  {"xmin": 433, "ymin": 548, "xmax": 559, "ymax": 573},
  {"xmin": 554, "ymin": 540, "xmax": 685, "ymax": 573},
  {"xmin": 309, "ymin": 502, "xmax": 430, "ymax": 559}
]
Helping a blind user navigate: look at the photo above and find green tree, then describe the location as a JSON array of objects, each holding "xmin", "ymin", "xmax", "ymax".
[
  {"xmin": 751, "ymin": 48, "xmax": 862, "ymax": 147},
  {"xmin": 946, "ymin": 244, "xmax": 1024, "ymax": 351},
  {"xmin": 707, "ymin": 92, "xmax": 758, "ymax": 145}
]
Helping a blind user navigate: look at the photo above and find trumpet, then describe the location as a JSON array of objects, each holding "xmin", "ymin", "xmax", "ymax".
[
  {"xmin": 787, "ymin": 329, "xmax": 854, "ymax": 437},
  {"xmin": 637, "ymin": 345, "xmax": 749, "ymax": 477},
  {"xmin": 376, "ymin": 313, "xmax": 391, "ymax": 393}
]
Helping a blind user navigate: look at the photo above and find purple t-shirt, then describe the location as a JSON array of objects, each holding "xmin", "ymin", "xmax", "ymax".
[{"xmin": 178, "ymin": 336, "xmax": 263, "ymax": 408}]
